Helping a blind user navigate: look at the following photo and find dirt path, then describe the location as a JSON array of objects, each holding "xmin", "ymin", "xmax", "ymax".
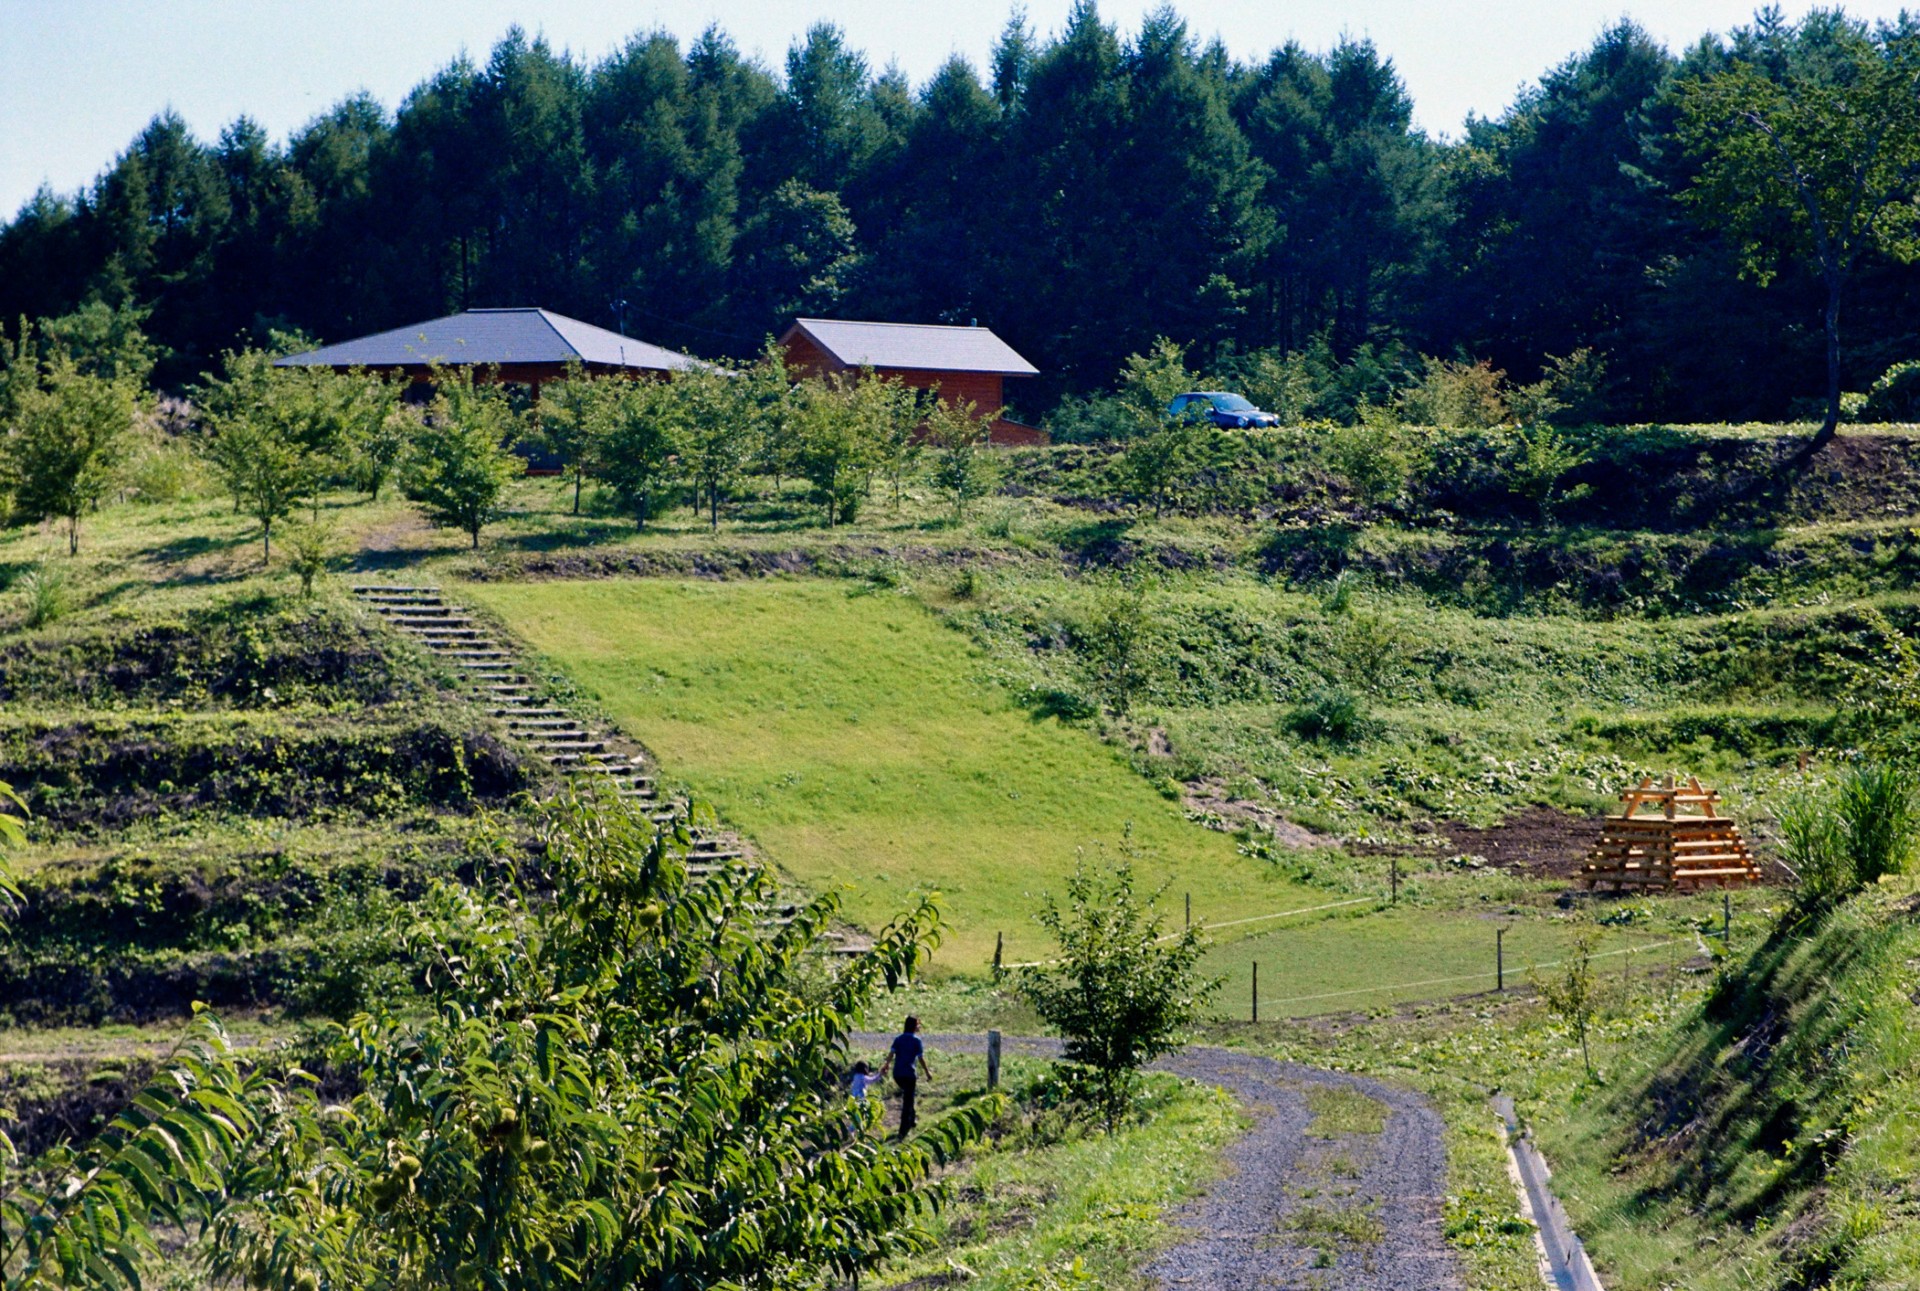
[{"xmin": 876, "ymin": 1033, "xmax": 1462, "ymax": 1290}]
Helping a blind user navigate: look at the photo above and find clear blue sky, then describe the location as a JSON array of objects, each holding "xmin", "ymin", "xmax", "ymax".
[{"xmin": 3, "ymin": 0, "xmax": 1911, "ymax": 218}]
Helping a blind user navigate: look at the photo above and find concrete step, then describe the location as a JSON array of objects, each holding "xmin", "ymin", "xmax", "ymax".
[
  {"xmin": 353, "ymin": 584, "xmax": 439, "ymax": 593},
  {"xmin": 495, "ymin": 706, "xmax": 565, "ymax": 717}
]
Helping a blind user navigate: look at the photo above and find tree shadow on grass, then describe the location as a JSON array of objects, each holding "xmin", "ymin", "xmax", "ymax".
[
  {"xmin": 1050, "ymin": 518, "xmax": 1135, "ymax": 567},
  {"xmin": 142, "ymin": 531, "xmax": 259, "ymax": 569}
]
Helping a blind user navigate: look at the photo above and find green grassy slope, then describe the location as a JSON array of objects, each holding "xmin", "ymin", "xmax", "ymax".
[
  {"xmin": 1536, "ymin": 887, "xmax": 1920, "ymax": 1290},
  {"xmin": 462, "ymin": 577, "xmax": 1318, "ymax": 966}
]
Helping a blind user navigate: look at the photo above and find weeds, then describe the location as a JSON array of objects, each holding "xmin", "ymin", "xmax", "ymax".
[{"xmin": 17, "ymin": 564, "xmax": 68, "ymax": 628}]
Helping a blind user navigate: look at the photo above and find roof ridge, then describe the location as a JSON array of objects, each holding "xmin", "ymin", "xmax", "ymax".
[
  {"xmin": 798, "ymin": 317, "xmax": 995, "ymax": 331},
  {"xmin": 528, "ymin": 308, "xmax": 579, "ymax": 357}
]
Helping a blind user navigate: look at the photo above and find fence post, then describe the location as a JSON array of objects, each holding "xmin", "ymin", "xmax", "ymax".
[
  {"xmin": 1185, "ymin": 892, "xmax": 1191, "ymax": 930},
  {"xmin": 1390, "ymin": 855, "xmax": 1399, "ymax": 905},
  {"xmin": 1252, "ymin": 961, "xmax": 1259, "ymax": 1024},
  {"xmin": 1723, "ymin": 892, "xmax": 1732, "ymax": 945},
  {"xmin": 1497, "ymin": 927, "xmax": 1506, "ymax": 992},
  {"xmin": 992, "ymin": 931, "xmax": 1003, "ymax": 979},
  {"xmin": 987, "ymin": 1030, "xmax": 1001, "ymax": 1092}
]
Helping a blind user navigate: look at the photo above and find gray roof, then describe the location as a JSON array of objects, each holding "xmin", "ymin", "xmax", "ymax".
[
  {"xmin": 786, "ymin": 318, "xmax": 1038, "ymax": 376},
  {"xmin": 274, "ymin": 307, "xmax": 709, "ymax": 373}
]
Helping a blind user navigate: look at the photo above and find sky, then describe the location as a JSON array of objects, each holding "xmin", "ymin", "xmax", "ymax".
[{"xmin": 3, "ymin": 0, "xmax": 1915, "ymax": 218}]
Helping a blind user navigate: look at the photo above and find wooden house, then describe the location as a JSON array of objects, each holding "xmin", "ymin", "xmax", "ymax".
[{"xmin": 779, "ymin": 318, "xmax": 1045, "ymax": 445}]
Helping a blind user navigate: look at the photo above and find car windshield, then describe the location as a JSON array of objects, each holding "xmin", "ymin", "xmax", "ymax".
[{"xmin": 1211, "ymin": 394, "xmax": 1256, "ymax": 412}]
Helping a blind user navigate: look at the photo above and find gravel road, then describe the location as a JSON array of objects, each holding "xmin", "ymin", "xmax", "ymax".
[{"xmin": 860, "ymin": 1033, "xmax": 1463, "ymax": 1290}]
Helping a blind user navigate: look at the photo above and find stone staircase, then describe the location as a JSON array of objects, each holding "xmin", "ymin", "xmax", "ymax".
[{"xmin": 351, "ymin": 584, "xmax": 749, "ymax": 887}]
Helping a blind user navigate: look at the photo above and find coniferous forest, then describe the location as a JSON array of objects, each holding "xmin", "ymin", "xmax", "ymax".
[{"xmin": 7, "ymin": 5, "xmax": 1920, "ymax": 421}]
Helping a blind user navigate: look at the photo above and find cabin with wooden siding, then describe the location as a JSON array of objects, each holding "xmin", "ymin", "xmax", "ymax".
[{"xmin": 779, "ymin": 318, "xmax": 1045, "ymax": 445}]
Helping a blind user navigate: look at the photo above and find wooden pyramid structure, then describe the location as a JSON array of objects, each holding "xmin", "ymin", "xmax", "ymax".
[{"xmin": 1580, "ymin": 775, "xmax": 1763, "ymax": 891}]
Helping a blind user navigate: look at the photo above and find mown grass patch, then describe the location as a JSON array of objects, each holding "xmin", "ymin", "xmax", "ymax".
[
  {"xmin": 875, "ymin": 1062, "xmax": 1243, "ymax": 1290},
  {"xmin": 462, "ymin": 577, "xmax": 1318, "ymax": 965},
  {"xmin": 1303, "ymin": 1084, "xmax": 1388, "ymax": 1137}
]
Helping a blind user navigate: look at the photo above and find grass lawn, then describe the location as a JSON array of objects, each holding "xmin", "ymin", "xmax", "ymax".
[
  {"xmin": 462, "ymin": 577, "xmax": 1318, "ymax": 966},
  {"xmin": 1200, "ymin": 906, "xmax": 1685, "ymax": 1019}
]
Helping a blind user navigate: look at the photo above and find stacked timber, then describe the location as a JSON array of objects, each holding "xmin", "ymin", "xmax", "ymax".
[{"xmin": 1580, "ymin": 775, "xmax": 1763, "ymax": 891}]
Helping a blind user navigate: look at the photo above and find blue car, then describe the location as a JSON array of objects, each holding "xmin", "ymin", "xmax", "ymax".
[{"xmin": 1168, "ymin": 391, "xmax": 1280, "ymax": 429}]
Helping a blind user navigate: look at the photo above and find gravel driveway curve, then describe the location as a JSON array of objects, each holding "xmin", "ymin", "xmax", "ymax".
[{"xmin": 865, "ymin": 1033, "xmax": 1462, "ymax": 1290}]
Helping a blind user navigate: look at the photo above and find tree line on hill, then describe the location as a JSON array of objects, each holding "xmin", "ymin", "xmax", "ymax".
[
  {"xmin": 8, "ymin": 5, "xmax": 1920, "ymax": 428},
  {"xmin": 0, "ymin": 318, "xmax": 1006, "ymax": 556}
]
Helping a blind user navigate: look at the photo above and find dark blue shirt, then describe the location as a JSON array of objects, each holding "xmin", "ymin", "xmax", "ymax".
[{"xmin": 889, "ymin": 1032, "xmax": 923, "ymax": 1078}]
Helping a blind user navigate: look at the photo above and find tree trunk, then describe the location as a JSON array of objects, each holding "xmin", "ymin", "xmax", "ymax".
[
  {"xmin": 709, "ymin": 487, "xmax": 719, "ymax": 531},
  {"xmin": 1807, "ymin": 272, "xmax": 1846, "ymax": 457},
  {"xmin": 470, "ymin": 526, "xmax": 480, "ymax": 550},
  {"xmin": 572, "ymin": 474, "xmax": 582, "ymax": 516},
  {"xmin": 67, "ymin": 514, "xmax": 78, "ymax": 557},
  {"xmin": 262, "ymin": 518, "xmax": 272, "ymax": 565}
]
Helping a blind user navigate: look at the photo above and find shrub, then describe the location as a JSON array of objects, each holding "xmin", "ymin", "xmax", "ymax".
[
  {"xmin": 1394, "ymin": 356, "xmax": 1509, "ymax": 427},
  {"xmin": 1079, "ymin": 577, "xmax": 1156, "ymax": 714},
  {"xmin": 1778, "ymin": 765, "xmax": 1920, "ymax": 905},
  {"xmin": 1777, "ymin": 779, "xmax": 1853, "ymax": 906},
  {"xmin": 16, "ymin": 565, "xmax": 69, "ymax": 629},
  {"xmin": 1838, "ymin": 764, "xmax": 1919, "ymax": 884},
  {"xmin": 1287, "ymin": 684, "xmax": 1366, "ymax": 743},
  {"xmin": 1018, "ymin": 859, "xmax": 1217, "ymax": 1128},
  {"xmin": 281, "ymin": 518, "xmax": 340, "ymax": 598},
  {"xmin": 1326, "ymin": 416, "xmax": 1417, "ymax": 508},
  {"xmin": 1861, "ymin": 359, "xmax": 1920, "ymax": 422},
  {"xmin": 119, "ymin": 427, "xmax": 203, "ymax": 503}
]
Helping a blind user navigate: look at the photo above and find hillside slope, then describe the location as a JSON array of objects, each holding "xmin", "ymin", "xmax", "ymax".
[{"xmin": 1538, "ymin": 888, "xmax": 1920, "ymax": 1289}]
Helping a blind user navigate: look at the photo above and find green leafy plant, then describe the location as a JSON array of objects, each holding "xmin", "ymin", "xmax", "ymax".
[
  {"xmin": 281, "ymin": 517, "xmax": 340, "ymax": 599},
  {"xmin": 1018, "ymin": 858, "xmax": 1217, "ymax": 1129},
  {"xmin": 402, "ymin": 370, "xmax": 523, "ymax": 548},
  {"xmin": 5, "ymin": 358, "xmax": 138, "ymax": 555},
  {"xmin": 0, "ymin": 1010, "xmax": 262, "ymax": 1290},
  {"xmin": 1287, "ymin": 684, "xmax": 1366, "ymax": 743},
  {"xmin": 925, "ymin": 398, "xmax": 998, "ymax": 517},
  {"xmin": 1537, "ymin": 930, "xmax": 1602, "ymax": 1079},
  {"xmin": 206, "ymin": 790, "xmax": 999, "ymax": 1288},
  {"xmin": 1079, "ymin": 576, "xmax": 1155, "ymax": 715}
]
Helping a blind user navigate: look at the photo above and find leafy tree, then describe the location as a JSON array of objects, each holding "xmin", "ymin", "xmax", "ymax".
[
  {"xmin": 601, "ymin": 380, "xmax": 678, "ymax": 528},
  {"xmin": 791, "ymin": 375, "xmax": 874, "ymax": 526},
  {"xmin": 282, "ymin": 517, "xmax": 340, "ymax": 597},
  {"xmin": 3, "ymin": 358, "xmax": 138, "ymax": 554},
  {"xmin": 1, "ymin": 1011, "xmax": 263, "ymax": 1291},
  {"xmin": 671, "ymin": 366, "xmax": 757, "ymax": 529},
  {"xmin": 1675, "ymin": 23, "xmax": 1920, "ymax": 451},
  {"xmin": 1019, "ymin": 858, "xmax": 1217, "ymax": 1128},
  {"xmin": 197, "ymin": 350, "xmax": 329, "ymax": 561},
  {"xmin": 1538, "ymin": 931, "xmax": 1602, "ymax": 1079},
  {"xmin": 1113, "ymin": 338, "xmax": 1206, "ymax": 518},
  {"xmin": 534, "ymin": 366, "xmax": 618, "ymax": 514},
  {"xmin": 865, "ymin": 380, "xmax": 927, "ymax": 510},
  {"xmin": 402, "ymin": 373, "xmax": 523, "ymax": 548},
  {"xmin": 1326, "ymin": 415, "xmax": 1416, "ymax": 509},
  {"xmin": 333, "ymin": 374, "xmax": 407, "ymax": 500},
  {"xmin": 923, "ymin": 398, "xmax": 997, "ymax": 516},
  {"xmin": 1080, "ymin": 575, "xmax": 1156, "ymax": 714},
  {"xmin": 207, "ymin": 791, "xmax": 997, "ymax": 1289},
  {"xmin": 1504, "ymin": 424, "xmax": 1593, "ymax": 520},
  {"xmin": 1393, "ymin": 356, "xmax": 1509, "ymax": 427}
]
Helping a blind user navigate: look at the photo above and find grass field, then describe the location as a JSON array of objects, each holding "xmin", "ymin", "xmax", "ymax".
[
  {"xmin": 462, "ymin": 577, "xmax": 1319, "ymax": 966},
  {"xmin": 1200, "ymin": 906, "xmax": 1684, "ymax": 1019}
]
